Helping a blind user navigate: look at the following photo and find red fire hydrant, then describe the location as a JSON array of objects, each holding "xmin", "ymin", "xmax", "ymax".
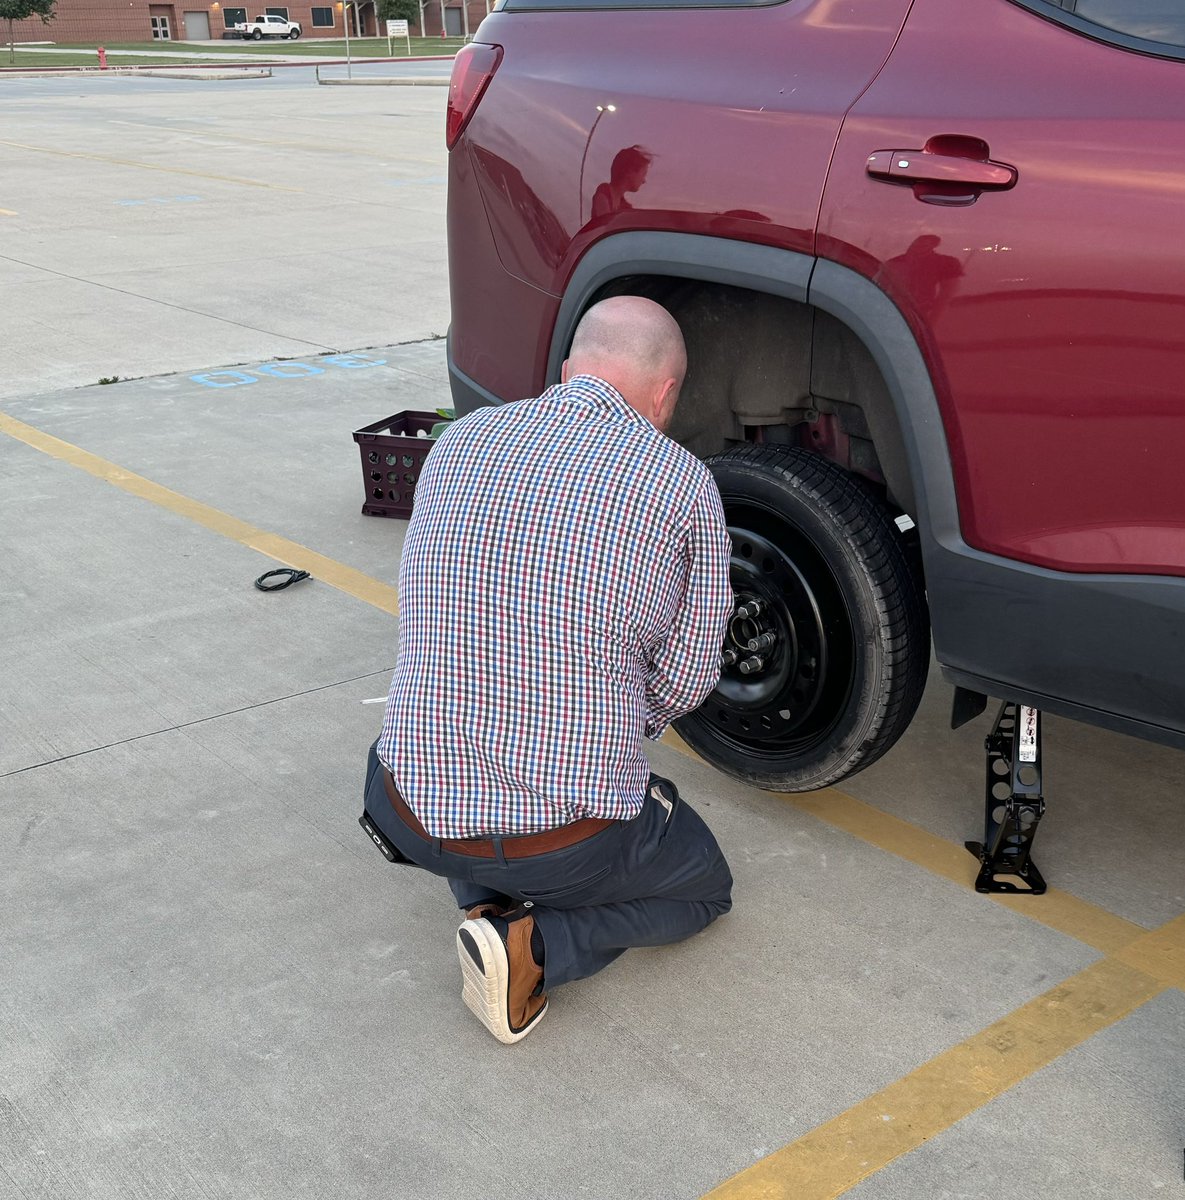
[{"xmin": 97, "ymin": 45, "xmax": 108, "ymax": 68}]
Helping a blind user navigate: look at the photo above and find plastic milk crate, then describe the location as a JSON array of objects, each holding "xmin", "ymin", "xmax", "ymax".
[{"xmin": 352, "ymin": 411, "xmax": 441, "ymax": 518}]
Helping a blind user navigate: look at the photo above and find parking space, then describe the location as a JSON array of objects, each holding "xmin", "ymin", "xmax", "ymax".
[{"xmin": 2, "ymin": 71, "xmax": 1183, "ymax": 1200}]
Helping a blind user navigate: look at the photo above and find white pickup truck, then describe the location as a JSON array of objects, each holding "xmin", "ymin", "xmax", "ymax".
[{"xmin": 234, "ymin": 13, "xmax": 302, "ymax": 38}]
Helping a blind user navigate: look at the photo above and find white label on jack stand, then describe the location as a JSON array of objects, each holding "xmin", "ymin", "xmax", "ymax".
[{"xmin": 1018, "ymin": 706, "xmax": 1038, "ymax": 763}]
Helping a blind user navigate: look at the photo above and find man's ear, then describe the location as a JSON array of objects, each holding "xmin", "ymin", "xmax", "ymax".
[
  {"xmin": 560, "ymin": 359, "xmax": 571, "ymax": 384},
  {"xmin": 655, "ymin": 377, "xmax": 680, "ymax": 432}
]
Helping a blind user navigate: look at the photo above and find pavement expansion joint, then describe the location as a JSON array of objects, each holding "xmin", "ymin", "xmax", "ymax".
[
  {"xmin": 0, "ymin": 250, "xmax": 339, "ymax": 351},
  {"xmin": 0, "ymin": 667, "xmax": 394, "ymax": 781}
]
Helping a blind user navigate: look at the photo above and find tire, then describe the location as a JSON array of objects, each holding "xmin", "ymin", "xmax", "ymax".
[
  {"xmin": 252, "ymin": 28, "xmax": 263, "ymax": 39},
  {"xmin": 673, "ymin": 444, "xmax": 929, "ymax": 792},
  {"xmin": 289, "ymin": 28, "xmax": 300, "ymax": 38}
]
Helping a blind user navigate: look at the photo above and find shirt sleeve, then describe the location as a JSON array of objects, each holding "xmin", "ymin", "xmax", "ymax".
[{"xmin": 644, "ymin": 476, "xmax": 734, "ymax": 740}]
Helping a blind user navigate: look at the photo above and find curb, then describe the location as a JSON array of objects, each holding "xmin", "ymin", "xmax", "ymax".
[
  {"xmin": 135, "ymin": 67, "xmax": 273, "ymax": 79},
  {"xmin": 316, "ymin": 75, "xmax": 449, "ymax": 85}
]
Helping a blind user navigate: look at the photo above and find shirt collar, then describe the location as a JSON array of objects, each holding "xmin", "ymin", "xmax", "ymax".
[{"xmin": 550, "ymin": 374, "xmax": 653, "ymax": 431}]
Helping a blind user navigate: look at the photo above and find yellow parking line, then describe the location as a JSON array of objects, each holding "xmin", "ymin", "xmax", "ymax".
[
  {"xmin": 704, "ymin": 955, "xmax": 1165, "ymax": 1200},
  {"xmin": 0, "ymin": 208, "xmax": 16, "ymax": 216},
  {"xmin": 1114, "ymin": 912, "xmax": 1185, "ymax": 989},
  {"xmin": 659, "ymin": 730, "xmax": 1145, "ymax": 957},
  {"xmin": 0, "ymin": 139, "xmax": 305, "ymax": 193},
  {"xmin": 0, "ymin": 411, "xmax": 398, "ymax": 615}
]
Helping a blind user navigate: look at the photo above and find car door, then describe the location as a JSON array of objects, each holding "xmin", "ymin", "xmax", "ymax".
[{"xmin": 820, "ymin": 0, "xmax": 1185, "ymax": 579}]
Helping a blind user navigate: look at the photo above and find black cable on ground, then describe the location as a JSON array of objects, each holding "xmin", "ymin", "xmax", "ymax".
[{"xmin": 254, "ymin": 568, "xmax": 312, "ymax": 592}]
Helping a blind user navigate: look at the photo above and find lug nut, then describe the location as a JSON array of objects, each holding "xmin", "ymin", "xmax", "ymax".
[
  {"xmin": 735, "ymin": 599, "xmax": 764, "ymax": 620},
  {"xmin": 738, "ymin": 655, "xmax": 765, "ymax": 675},
  {"xmin": 746, "ymin": 632, "xmax": 776, "ymax": 651},
  {"xmin": 720, "ymin": 648, "xmax": 738, "ymax": 668}
]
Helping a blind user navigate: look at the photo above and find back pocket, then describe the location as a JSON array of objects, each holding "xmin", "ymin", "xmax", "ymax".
[{"xmin": 517, "ymin": 863, "xmax": 613, "ymax": 905}]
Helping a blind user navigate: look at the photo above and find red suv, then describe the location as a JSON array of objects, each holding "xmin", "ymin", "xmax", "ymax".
[{"xmin": 444, "ymin": 0, "xmax": 1185, "ymax": 796}]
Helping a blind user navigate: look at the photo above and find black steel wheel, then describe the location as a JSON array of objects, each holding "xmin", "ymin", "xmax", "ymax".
[{"xmin": 674, "ymin": 444, "xmax": 929, "ymax": 791}]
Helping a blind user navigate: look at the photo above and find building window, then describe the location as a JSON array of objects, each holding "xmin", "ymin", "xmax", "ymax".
[
  {"xmin": 266, "ymin": 6, "xmax": 289, "ymax": 16},
  {"xmin": 311, "ymin": 5, "xmax": 333, "ymax": 23},
  {"xmin": 224, "ymin": 6, "xmax": 246, "ymax": 25},
  {"xmin": 150, "ymin": 14, "xmax": 172, "ymax": 37}
]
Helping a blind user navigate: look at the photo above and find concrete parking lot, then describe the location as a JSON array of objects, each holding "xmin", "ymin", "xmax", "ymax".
[
  {"xmin": 2, "ymin": 71, "xmax": 1183, "ymax": 1200},
  {"xmin": 1, "ymin": 64, "xmax": 451, "ymax": 401}
]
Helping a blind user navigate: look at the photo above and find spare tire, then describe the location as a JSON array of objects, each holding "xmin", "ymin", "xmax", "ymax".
[{"xmin": 673, "ymin": 444, "xmax": 929, "ymax": 791}]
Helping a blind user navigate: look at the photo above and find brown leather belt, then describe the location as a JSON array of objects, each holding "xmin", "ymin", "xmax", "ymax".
[{"xmin": 382, "ymin": 768, "xmax": 616, "ymax": 859}]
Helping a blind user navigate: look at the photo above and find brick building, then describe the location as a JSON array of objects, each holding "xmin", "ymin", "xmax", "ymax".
[{"xmin": 5, "ymin": 0, "xmax": 490, "ymax": 42}]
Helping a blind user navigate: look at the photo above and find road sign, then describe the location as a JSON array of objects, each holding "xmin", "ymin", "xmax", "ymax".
[{"xmin": 386, "ymin": 17, "xmax": 411, "ymax": 54}]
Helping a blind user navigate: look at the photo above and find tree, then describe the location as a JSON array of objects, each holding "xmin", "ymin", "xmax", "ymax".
[
  {"xmin": 1, "ymin": 0, "xmax": 55, "ymax": 64},
  {"xmin": 376, "ymin": 0, "xmax": 420, "ymax": 31}
]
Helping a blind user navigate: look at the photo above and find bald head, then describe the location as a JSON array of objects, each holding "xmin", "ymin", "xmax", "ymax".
[{"xmin": 562, "ymin": 296, "xmax": 687, "ymax": 432}]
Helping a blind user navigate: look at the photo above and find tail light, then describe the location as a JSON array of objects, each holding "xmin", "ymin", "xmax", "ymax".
[{"xmin": 446, "ymin": 43, "xmax": 503, "ymax": 150}]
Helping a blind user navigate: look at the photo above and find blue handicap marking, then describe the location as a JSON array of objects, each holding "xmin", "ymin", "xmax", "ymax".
[
  {"xmin": 191, "ymin": 370, "xmax": 259, "ymax": 389},
  {"xmin": 319, "ymin": 352, "xmax": 387, "ymax": 369},
  {"xmin": 254, "ymin": 362, "xmax": 324, "ymax": 378},
  {"xmin": 189, "ymin": 352, "xmax": 387, "ymax": 389}
]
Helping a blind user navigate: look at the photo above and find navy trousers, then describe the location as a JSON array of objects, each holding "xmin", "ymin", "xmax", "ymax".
[{"xmin": 362, "ymin": 742, "xmax": 733, "ymax": 989}]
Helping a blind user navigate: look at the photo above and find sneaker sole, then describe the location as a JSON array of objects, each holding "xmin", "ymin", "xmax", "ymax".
[{"xmin": 456, "ymin": 919, "xmax": 547, "ymax": 1045}]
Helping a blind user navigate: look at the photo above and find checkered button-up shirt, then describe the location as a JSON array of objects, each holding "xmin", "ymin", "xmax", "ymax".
[{"xmin": 378, "ymin": 375, "xmax": 733, "ymax": 838}]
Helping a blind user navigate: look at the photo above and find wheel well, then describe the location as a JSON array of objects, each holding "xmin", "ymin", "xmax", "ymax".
[{"xmin": 586, "ymin": 274, "xmax": 917, "ymax": 517}]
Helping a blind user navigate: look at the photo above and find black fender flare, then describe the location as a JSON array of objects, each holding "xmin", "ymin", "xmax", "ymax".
[{"xmin": 545, "ymin": 231, "xmax": 958, "ymax": 543}]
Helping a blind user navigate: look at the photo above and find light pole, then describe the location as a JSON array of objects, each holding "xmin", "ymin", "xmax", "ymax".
[{"xmin": 343, "ymin": 0, "xmax": 352, "ymax": 77}]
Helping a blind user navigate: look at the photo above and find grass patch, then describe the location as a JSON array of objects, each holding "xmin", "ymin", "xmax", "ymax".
[
  {"xmin": 204, "ymin": 37, "xmax": 465, "ymax": 55},
  {"xmin": 2, "ymin": 52, "xmax": 205, "ymax": 66},
  {"xmin": 22, "ymin": 37, "xmax": 463, "ymax": 56}
]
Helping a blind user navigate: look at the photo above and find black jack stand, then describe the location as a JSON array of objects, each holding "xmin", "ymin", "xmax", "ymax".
[{"xmin": 964, "ymin": 700, "xmax": 1047, "ymax": 894}]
